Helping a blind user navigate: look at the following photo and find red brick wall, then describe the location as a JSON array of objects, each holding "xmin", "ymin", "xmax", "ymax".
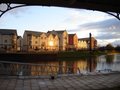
[{"xmin": 69, "ymin": 36, "xmax": 73, "ymax": 45}]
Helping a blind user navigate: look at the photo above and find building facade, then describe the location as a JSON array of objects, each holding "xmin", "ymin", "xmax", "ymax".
[
  {"xmin": 68, "ymin": 34, "xmax": 78, "ymax": 50},
  {"xmin": 46, "ymin": 33, "xmax": 59, "ymax": 51},
  {"xmin": 0, "ymin": 29, "xmax": 17, "ymax": 52},
  {"xmin": 39, "ymin": 33, "xmax": 47, "ymax": 51},
  {"xmin": 0, "ymin": 29, "xmax": 97, "ymax": 52},
  {"xmin": 23, "ymin": 30, "xmax": 41, "ymax": 51},
  {"xmin": 23, "ymin": 30, "xmax": 59, "ymax": 52},
  {"xmin": 78, "ymin": 39, "xmax": 87, "ymax": 50},
  {"xmin": 48, "ymin": 30, "xmax": 68, "ymax": 51},
  {"xmin": 78, "ymin": 37, "xmax": 97, "ymax": 50}
]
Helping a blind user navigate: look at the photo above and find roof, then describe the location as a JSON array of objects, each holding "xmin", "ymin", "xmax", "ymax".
[
  {"xmin": 48, "ymin": 30, "xmax": 67, "ymax": 35},
  {"xmin": 78, "ymin": 37, "xmax": 96, "ymax": 41},
  {"xmin": 55, "ymin": 30, "xmax": 66, "ymax": 34},
  {"xmin": 0, "ymin": 29, "xmax": 17, "ymax": 35},
  {"xmin": 24, "ymin": 30, "xmax": 43, "ymax": 36},
  {"xmin": 46, "ymin": 32, "xmax": 57, "ymax": 38},
  {"xmin": 2, "ymin": 0, "xmax": 120, "ymax": 13},
  {"xmin": 78, "ymin": 38, "xmax": 89, "ymax": 41},
  {"xmin": 68, "ymin": 34, "xmax": 76, "ymax": 37}
]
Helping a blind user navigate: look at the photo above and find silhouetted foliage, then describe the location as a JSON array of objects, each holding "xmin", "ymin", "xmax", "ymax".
[
  {"xmin": 115, "ymin": 45, "xmax": 120, "ymax": 52},
  {"xmin": 98, "ymin": 46, "xmax": 106, "ymax": 51},
  {"xmin": 106, "ymin": 43, "xmax": 114, "ymax": 50}
]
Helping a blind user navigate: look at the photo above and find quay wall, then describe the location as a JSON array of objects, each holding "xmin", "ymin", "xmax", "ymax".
[{"xmin": 0, "ymin": 53, "xmax": 57, "ymax": 62}]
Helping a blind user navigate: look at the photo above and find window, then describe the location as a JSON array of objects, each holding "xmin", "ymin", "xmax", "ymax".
[
  {"xmin": 35, "ymin": 41, "xmax": 37, "ymax": 44},
  {"xmin": 30, "ymin": 46, "xmax": 32, "ymax": 49},
  {"xmin": 4, "ymin": 40, "xmax": 7, "ymax": 43},
  {"xmin": 12, "ymin": 45, "xmax": 15, "ymax": 48},
  {"xmin": 29, "ymin": 41, "xmax": 31, "ymax": 45},
  {"xmin": 36, "ymin": 36, "xmax": 38, "ymax": 39}
]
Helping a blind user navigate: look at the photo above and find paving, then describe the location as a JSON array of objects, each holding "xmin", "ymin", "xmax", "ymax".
[{"xmin": 0, "ymin": 73, "xmax": 120, "ymax": 90}]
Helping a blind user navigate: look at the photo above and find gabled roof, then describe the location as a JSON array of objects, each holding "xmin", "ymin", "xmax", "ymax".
[
  {"xmin": 55, "ymin": 31, "xmax": 66, "ymax": 34},
  {"xmin": 46, "ymin": 32, "xmax": 55, "ymax": 37},
  {"xmin": 0, "ymin": 29, "xmax": 17, "ymax": 35},
  {"xmin": 40, "ymin": 32, "xmax": 47, "ymax": 36},
  {"xmin": 45, "ymin": 33, "xmax": 52, "ymax": 37}
]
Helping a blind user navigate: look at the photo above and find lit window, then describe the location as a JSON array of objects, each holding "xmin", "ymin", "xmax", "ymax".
[{"xmin": 49, "ymin": 41, "xmax": 53, "ymax": 46}]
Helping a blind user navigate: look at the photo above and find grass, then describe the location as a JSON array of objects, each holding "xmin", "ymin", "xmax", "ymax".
[{"xmin": 57, "ymin": 50, "xmax": 106, "ymax": 58}]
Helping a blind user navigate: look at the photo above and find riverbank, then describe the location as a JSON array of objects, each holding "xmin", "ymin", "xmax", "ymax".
[
  {"xmin": 0, "ymin": 52, "xmax": 58, "ymax": 62},
  {"xmin": 0, "ymin": 50, "xmax": 108, "ymax": 62},
  {"xmin": 0, "ymin": 51, "xmax": 106, "ymax": 61},
  {"xmin": 57, "ymin": 50, "xmax": 106, "ymax": 58}
]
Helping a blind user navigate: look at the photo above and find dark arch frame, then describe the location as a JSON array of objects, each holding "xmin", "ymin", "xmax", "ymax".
[{"xmin": 0, "ymin": 3, "xmax": 120, "ymax": 20}]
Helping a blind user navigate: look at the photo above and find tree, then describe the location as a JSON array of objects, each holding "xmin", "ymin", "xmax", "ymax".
[
  {"xmin": 115, "ymin": 45, "xmax": 120, "ymax": 51},
  {"xmin": 98, "ymin": 46, "xmax": 106, "ymax": 51},
  {"xmin": 106, "ymin": 43, "xmax": 114, "ymax": 50}
]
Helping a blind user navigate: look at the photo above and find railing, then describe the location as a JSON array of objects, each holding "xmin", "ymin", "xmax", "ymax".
[{"xmin": 0, "ymin": 61, "xmax": 81, "ymax": 77}]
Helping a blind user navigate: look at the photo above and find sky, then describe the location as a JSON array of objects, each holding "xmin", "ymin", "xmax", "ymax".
[{"xmin": 0, "ymin": 4, "xmax": 120, "ymax": 46}]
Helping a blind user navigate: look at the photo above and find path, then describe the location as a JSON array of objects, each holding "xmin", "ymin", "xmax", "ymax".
[{"xmin": 0, "ymin": 73, "xmax": 120, "ymax": 90}]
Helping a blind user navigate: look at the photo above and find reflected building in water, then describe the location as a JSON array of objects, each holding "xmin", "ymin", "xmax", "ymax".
[{"xmin": 1, "ymin": 54, "xmax": 120, "ymax": 76}]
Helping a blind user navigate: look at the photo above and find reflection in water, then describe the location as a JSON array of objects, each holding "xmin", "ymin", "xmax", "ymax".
[
  {"xmin": 106, "ymin": 55, "xmax": 114, "ymax": 64},
  {"xmin": 87, "ymin": 56, "xmax": 97, "ymax": 72},
  {"xmin": 96, "ymin": 54, "xmax": 120, "ymax": 72},
  {"xmin": 31, "ymin": 57, "xmax": 98, "ymax": 75},
  {"xmin": 33, "ymin": 54, "xmax": 120, "ymax": 74},
  {"xmin": 0, "ymin": 54, "xmax": 120, "ymax": 76}
]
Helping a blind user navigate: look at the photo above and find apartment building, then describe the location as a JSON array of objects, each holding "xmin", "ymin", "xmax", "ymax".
[
  {"xmin": 0, "ymin": 29, "xmax": 97, "ymax": 52},
  {"xmin": 0, "ymin": 29, "xmax": 17, "ymax": 52},
  {"xmin": 48, "ymin": 30, "xmax": 68, "ymax": 51},
  {"xmin": 23, "ymin": 30, "xmax": 41, "ymax": 51},
  {"xmin": 78, "ymin": 39, "xmax": 87, "ymax": 50},
  {"xmin": 46, "ymin": 33, "xmax": 59, "ymax": 51},
  {"xmin": 68, "ymin": 34, "xmax": 78, "ymax": 50},
  {"xmin": 78, "ymin": 37, "xmax": 97, "ymax": 50},
  {"xmin": 23, "ymin": 30, "xmax": 59, "ymax": 51}
]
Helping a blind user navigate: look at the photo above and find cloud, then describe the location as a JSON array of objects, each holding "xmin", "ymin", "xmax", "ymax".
[
  {"xmin": 96, "ymin": 33, "xmax": 120, "ymax": 40},
  {"xmin": 64, "ymin": 9, "xmax": 113, "ymax": 26},
  {"xmin": 112, "ymin": 40, "xmax": 120, "ymax": 46},
  {"xmin": 79, "ymin": 18, "xmax": 120, "ymax": 31},
  {"xmin": 68, "ymin": 18, "xmax": 120, "ymax": 40}
]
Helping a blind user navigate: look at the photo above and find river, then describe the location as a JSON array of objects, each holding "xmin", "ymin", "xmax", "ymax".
[
  {"xmin": 32, "ymin": 53, "xmax": 120, "ymax": 74},
  {"xmin": 0, "ymin": 53, "xmax": 120, "ymax": 76}
]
